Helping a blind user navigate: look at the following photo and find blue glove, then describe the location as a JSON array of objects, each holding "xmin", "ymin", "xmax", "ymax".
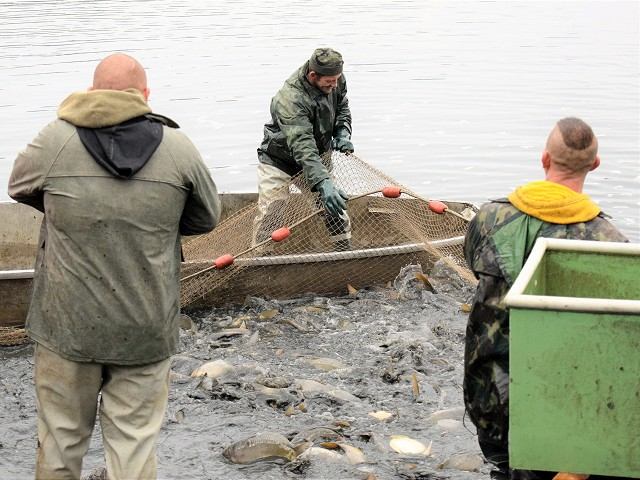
[
  {"xmin": 332, "ymin": 132, "xmax": 354, "ymax": 153},
  {"xmin": 317, "ymin": 179, "xmax": 349, "ymax": 217}
]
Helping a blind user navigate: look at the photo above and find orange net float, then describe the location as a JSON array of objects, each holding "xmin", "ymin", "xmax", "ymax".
[
  {"xmin": 271, "ymin": 227, "xmax": 291, "ymax": 242},
  {"xmin": 382, "ymin": 186, "xmax": 402, "ymax": 198},
  {"xmin": 214, "ymin": 254, "xmax": 235, "ymax": 269},
  {"xmin": 428, "ymin": 200, "xmax": 448, "ymax": 214},
  {"xmin": 552, "ymin": 474, "xmax": 589, "ymax": 480}
]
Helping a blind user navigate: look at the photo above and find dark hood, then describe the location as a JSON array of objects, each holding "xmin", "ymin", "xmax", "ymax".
[
  {"xmin": 77, "ymin": 114, "xmax": 179, "ymax": 179},
  {"xmin": 57, "ymin": 89, "xmax": 179, "ymax": 179}
]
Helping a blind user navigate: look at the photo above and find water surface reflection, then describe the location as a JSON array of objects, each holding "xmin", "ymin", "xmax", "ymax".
[{"xmin": 1, "ymin": 0, "xmax": 638, "ymax": 239}]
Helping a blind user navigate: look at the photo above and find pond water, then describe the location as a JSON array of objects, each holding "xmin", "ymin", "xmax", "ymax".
[{"xmin": 1, "ymin": 0, "xmax": 638, "ymax": 242}]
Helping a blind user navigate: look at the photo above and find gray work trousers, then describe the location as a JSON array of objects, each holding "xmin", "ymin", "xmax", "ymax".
[{"xmin": 34, "ymin": 343, "xmax": 170, "ymax": 480}]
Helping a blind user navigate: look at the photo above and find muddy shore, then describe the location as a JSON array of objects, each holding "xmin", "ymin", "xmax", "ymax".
[{"xmin": 0, "ymin": 260, "xmax": 492, "ymax": 480}]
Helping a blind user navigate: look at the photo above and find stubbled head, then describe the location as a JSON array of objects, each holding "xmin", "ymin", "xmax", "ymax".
[
  {"xmin": 91, "ymin": 53, "xmax": 149, "ymax": 100},
  {"xmin": 307, "ymin": 47, "xmax": 343, "ymax": 94},
  {"xmin": 544, "ymin": 117, "xmax": 599, "ymax": 174}
]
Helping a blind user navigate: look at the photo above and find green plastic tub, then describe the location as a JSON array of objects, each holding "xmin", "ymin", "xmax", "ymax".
[{"xmin": 504, "ymin": 238, "xmax": 640, "ymax": 478}]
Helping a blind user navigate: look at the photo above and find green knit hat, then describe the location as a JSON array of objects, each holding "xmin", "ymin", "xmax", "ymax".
[{"xmin": 309, "ymin": 48, "xmax": 344, "ymax": 76}]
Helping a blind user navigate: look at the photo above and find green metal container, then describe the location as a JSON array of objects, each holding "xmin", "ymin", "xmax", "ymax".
[{"xmin": 504, "ymin": 238, "xmax": 640, "ymax": 478}]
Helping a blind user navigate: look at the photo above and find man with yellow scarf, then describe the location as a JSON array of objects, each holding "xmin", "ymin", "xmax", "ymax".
[{"xmin": 462, "ymin": 117, "xmax": 628, "ymax": 480}]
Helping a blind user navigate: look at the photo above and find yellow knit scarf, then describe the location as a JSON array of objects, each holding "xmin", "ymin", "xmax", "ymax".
[{"xmin": 508, "ymin": 180, "xmax": 600, "ymax": 224}]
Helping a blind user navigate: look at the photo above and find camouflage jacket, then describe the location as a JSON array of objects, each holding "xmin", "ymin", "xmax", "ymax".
[
  {"xmin": 257, "ymin": 60, "xmax": 352, "ymax": 189},
  {"xmin": 462, "ymin": 198, "xmax": 627, "ymax": 432}
]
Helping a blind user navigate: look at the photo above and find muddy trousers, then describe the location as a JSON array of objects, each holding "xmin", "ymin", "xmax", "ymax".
[
  {"xmin": 252, "ymin": 163, "xmax": 351, "ymax": 248},
  {"xmin": 34, "ymin": 343, "xmax": 171, "ymax": 480}
]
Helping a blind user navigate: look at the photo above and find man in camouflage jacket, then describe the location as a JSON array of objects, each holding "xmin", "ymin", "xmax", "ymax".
[
  {"xmin": 463, "ymin": 118, "xmax": 628, "ymax": 480},
  {"xmin": 254, "ymin": 47, "xmax": 353, "ymax": 249}
]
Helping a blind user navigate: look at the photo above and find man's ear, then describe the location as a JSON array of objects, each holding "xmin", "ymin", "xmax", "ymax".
[
  {"xmin": 142, "ymin": 87, "xmax": 150, "ymax": 102},
  {"xmin": 541, "ymin": 150, "xmax": 551, "ymax": 170},
  {"xmin": 589, "ymin": 155, "xmax": 601, "ymax": 171}
]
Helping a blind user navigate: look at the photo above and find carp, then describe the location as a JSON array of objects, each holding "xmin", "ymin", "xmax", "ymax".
[
  {"xmin": 222, "ymin": 432, "xmax": 309, "ymax": 464},
  {"xmin": 290, "ymin": 426, "xmax": 343, "ymax": 444}
]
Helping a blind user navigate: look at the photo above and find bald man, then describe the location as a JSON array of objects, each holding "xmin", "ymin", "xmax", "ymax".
[
  {"xmin": 9, "ymin": 53, "xmax": 221, "ymax": 479},
  {"xmin": 92, "ymin": 53, "xmax": 149, "ymax": 92},
  {"xmin": 462, "ymin": 118, "xmax": 627, "ymax": 480}
]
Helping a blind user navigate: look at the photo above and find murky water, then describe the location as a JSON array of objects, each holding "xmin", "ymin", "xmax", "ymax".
[
  {"xmin": 0, "ymin": 0, "xmax": 638, "ymax": 240},
  {"xmin": 1, "ymin": 263, "xmax": 486, "ymax": 480}
]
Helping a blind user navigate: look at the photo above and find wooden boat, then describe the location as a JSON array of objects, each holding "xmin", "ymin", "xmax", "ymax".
[
  {"xmin": 0, "ymin": 194, "xmax": 474, "ymax": 327},
  {"xmin": 1, "ymin": 202, "xmax": 41, "ymax": 328}
]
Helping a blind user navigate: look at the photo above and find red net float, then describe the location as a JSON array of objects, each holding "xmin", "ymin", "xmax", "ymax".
[
  {"xmin": 382, "ymin": 186, "xmax": 402, "ymax": 198},
  {"xmin": 271, "ymin": 227, "xmax": 291, "ymax": 242},
  {"xmin": 214, "ymin": 254, "xmax": 235, "ymax": 269},
  {"xmin": 428, "ymin": 200, "xmax": 448, "ymax": 214}
]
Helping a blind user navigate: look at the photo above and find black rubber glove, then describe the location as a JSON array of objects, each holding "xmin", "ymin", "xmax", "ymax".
[
  {"xmin": 317, "ymin": 179, "xmax": 349, "ymax": 217},
  {"xmin": 332, "ymin": 132, "xmax": 354, "ymax": 153}
]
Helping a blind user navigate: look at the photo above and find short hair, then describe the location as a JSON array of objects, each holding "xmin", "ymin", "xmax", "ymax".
[
  {"xmin": 549, "ymin": 117, "xmax": 598, "ymax": 173},
  {"xmin": 557, "ymin": 117, "xmax": 595, "ymax": 151}
]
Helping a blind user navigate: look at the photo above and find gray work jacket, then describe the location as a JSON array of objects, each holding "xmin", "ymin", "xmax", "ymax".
[{"xmin": 9, "ymin": 89, "xmax": 221, "ymax": 365}]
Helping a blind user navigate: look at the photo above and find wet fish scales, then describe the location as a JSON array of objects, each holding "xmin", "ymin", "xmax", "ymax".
[
  {"xmin": 223, "ymin": 432, "xmax": 297, "ymax": 464},
  {"xmin": 291, "ymin": 426, "xmax": 343, "ymax": 444}
]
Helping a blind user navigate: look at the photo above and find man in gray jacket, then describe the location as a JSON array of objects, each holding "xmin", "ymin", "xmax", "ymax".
[
  {"xmin": 8, "ymin": 53, "xmax": 221, "ymax": 479},
  {"xmin": 254, "ymin": 47, "xmax": 353, "ymax": 250}
]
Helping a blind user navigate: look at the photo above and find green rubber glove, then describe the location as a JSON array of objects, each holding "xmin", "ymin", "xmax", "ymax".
[
  {"xmin": 317, "ymin": 179, "xmax": 349, "ymax": 217},
  {"xmin": 332, "ymin": 132, "xmax": 354, "ymax": 153}
]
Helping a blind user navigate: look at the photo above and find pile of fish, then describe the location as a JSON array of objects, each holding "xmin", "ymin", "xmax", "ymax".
[
  {"xmin": 0, "ymin": 259, "xmax": 490, "ymax": 479},
  {"xmin": 164, "ymin": 259, "xmax": 488, "ymax": 479}
]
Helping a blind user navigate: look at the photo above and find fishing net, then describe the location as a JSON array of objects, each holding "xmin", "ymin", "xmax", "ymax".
[
  {"xmin": 0, "ymin": 327, "xmax": 29, "ymax": 347},
  {"xmin": 180, "ymin": 152, "xmax": 476, "ymax": 307}
]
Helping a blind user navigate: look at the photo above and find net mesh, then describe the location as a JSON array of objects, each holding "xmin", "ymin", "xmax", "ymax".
[
  {"xmin": 181, "ymin": 152, "xmax": 475, "ymax": 307},
  {"xmin": 0, "ymin": 327, "xmax": 29, "ymax": 346}
]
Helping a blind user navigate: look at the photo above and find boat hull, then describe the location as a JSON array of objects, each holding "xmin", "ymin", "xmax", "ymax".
[
  {"xmin": 1, "ymin": 202, "xmax": 41, "ymax": 327},
  {"xmin": 1, "ymin": 195, "xmax": 473, "ymax": 325}
]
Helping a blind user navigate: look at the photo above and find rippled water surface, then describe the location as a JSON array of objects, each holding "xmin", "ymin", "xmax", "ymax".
[{"xmin": 1, "ymin": 0, "xmax": 638, "ymax": 241}]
